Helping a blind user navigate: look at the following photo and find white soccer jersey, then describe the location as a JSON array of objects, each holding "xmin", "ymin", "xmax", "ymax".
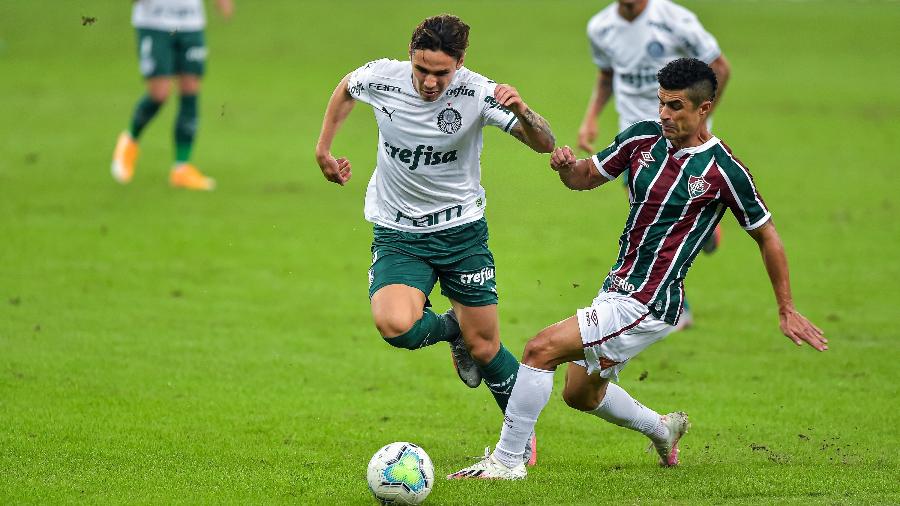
[
  {"xmin": 587, "ymin": 0, "xmax": 721, "ymax": 130},
  {"xmin": 132, "ymin": 0, "xmax": 206, "ymax": 32},
  {"xmin": 347, "ymin": 59, "xmax": 519, "ymax": 232}
]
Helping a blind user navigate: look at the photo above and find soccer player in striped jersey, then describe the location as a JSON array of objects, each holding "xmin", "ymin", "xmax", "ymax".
[
  {"xmin": 578, "ymin": 0, "xmax": 734, "ymax": 328},
  {"xmin": 449, "ymin": 58, "xmax": 826, "ymax": 480}
]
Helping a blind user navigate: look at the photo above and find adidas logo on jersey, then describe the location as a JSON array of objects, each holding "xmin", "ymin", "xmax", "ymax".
[
  {"xmin": 446, "ymin": 85, "xmax": 476, "ymax": 98},
  {"xmin": 382, "ymin": 142, "xmax": 458, "ymax": 171}
]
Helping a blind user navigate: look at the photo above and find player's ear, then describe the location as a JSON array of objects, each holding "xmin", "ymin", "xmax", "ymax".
[
  {"xmin": 699, "ymin": 99, "xmax": 712, "ymax": 117},
  {"xmin": 456, "ymin": 54, "xmax": 465, "ymax": 69}
]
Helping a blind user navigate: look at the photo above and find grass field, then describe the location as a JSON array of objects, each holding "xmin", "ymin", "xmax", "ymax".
[{"xmin": 1, "ymin": 1, "xmax": 899, "ymax": 504}]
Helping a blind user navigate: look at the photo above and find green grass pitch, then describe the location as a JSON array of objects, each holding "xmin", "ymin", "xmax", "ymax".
[{"xmin": 1, "ymin": 1, "xmax": 898, "ymax": 504}]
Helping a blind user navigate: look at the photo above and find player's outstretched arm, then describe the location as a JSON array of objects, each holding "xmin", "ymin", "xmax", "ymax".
[
  {"xmin": 748, "ymin": 220, "xmax": 828, "ymax": 351},
  {"xmin": 578, "ymin": 69, "xmax": 613, "ymax": 153},
  {"xmin": 495, "ymin": 84, "xmax": 555, "ymax": 153},
  {"xmin": 549, "ymin": 146, "xmax": 609, "ymax": 191},
  {"xmin": 315, "ymin": 73, "xmax": 355, "ymax": 186}
]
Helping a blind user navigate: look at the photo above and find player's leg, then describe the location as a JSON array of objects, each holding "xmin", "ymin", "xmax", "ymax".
[
  {"xmin": 368, "ymin": 237, "xmax": 458, "ymax": 351},
  {"xmin": 166, "ymin": 30, "xmax": 213, "ymax": 190},
  {"xmin": 448, "ymin": 316, "xmax": 584, "ymax": 479},
  {"xmin": 112, "ymin": 29, "xmax": 173, "ymax": 183},
  {"xmin": 562, "ymin": 362, "xmax": 682, "ymax": 462},
  {"xmin": 570, "ymin": 293, "xmax": 690, "ymax": 466}
]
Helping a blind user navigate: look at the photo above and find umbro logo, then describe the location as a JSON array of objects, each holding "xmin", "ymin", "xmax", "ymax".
[
  {"xmin": 378, "ymin": 106, "xmax": 395, "ymax": 121},
  {"xmin": 638, "ymin": 150, "xmax": 655, "ymax": 168}
]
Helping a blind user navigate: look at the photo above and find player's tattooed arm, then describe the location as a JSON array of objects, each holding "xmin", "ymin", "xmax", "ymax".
[
  {"xmin": 494, "ymin": 84, "xmax": 555, "ymax": 152},
  {"xmin": 509, "ymin": 108, "xmax": 556, "ymax": 153}
]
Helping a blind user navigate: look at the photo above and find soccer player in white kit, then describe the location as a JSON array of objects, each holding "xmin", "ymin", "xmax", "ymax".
[
  {"xmin": 449, "ymin": 58, "xmax": 826, "ymax": 480},
  {"xmin": 578, "ymin": 0, "xmax": 733, "ymax": 328},
  {"xmin": 111, "ymin": 0, "xmax": 234, "ymax": 191},
  {"xmin": 315, "ymin": 15, "xmax": 555, "ymax": 465}
]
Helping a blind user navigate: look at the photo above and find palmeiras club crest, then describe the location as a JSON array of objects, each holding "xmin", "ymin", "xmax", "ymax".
[
  {"xmin": 437, "ymin": 106, "xmax": 462, "ymax": 134},
  {"xmin": 688, "ymin": 175, "xmax": 711, "ymax": 198}
]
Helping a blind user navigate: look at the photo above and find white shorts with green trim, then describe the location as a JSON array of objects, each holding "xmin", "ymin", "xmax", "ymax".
[{"xmin": 573, "ymin": 291, "xmax": 674, "ymax": 381}]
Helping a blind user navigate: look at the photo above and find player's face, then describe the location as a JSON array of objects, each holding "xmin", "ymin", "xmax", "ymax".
[
  {"xmin": 410, "ymin": 49, "xmax": 463, "ymax": 102},
  {"xmin": 658, "ymin": 88, "xmax": 709, "ymax": 143},
  {"xmin": 617, "ymin": 0, "xmax": 649, "ymax": 19}
]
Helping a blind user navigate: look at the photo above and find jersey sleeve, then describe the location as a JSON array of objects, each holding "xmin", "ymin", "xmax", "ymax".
[
  {"xmin": 590, "ymin": 121, "xmax": 660, "ymax": 180},
  {"xmin": 718, "ymin": 156, "xmax": 771, "ymax": 230},
  {"xmin": 346, "ymin": 59, "xmax": 389, "ymax": 107},
  {"xmin": 588, "ymin": 32, "xmax": 612, "ymax": 69},
  {"xmin": 672, "ymin": 10, "xmax": 721, "ymax": 63},
  {"xmin": 480, "ymin": 81, "xmax": 519, "ymax": 132}
]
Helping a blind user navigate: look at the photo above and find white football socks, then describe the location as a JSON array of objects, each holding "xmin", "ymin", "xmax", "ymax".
[
  {"xmin": 589, "ymin": 382, "xmax": 668, "ymax": 442},
  {"xmin": 493, "ymin": 364, "xmax": 554, "ymax": 468}
]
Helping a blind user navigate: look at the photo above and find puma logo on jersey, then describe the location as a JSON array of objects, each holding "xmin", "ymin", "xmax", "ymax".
[
  {"xmin": 378, "ymin": 106, "xmax": 395, "ymax": 121},
  {"xmin": 382, "ymin": 142, "xmax": 458, "ymax": 171},
  {"xmin": 446, "ymin": 85, "xmax": 476, "ymax": 98}
]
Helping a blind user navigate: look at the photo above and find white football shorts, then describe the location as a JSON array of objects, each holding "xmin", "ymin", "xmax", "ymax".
[{"xmin": 574, "ymin": 291, "xmax": 674, "ymax": 381}]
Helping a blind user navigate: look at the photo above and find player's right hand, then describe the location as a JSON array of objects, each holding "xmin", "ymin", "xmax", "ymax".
[
  {"xmin": 577, "ymin": 121, "xmax": 597, "ymax": 153},
  {"xmin": 317, "ymin": 153, "xmax": 352, "ymax": 186},
  {"xmin": 550, "ymin": 146, "xmax": 577, "ymax": 173}
]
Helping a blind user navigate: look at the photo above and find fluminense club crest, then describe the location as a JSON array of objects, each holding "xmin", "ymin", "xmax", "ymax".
[{"xmin": 688, "ymin": 175, "xmax": 711, "ymax": 198}]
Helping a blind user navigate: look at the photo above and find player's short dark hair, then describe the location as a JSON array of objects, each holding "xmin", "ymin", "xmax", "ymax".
[
  {"xmin": 410, "ymin": 14, "xmax": 470, "ymax": 60},
  {"xmin": 657, "ymin": 58, "xmax": 717, "ymax": 107}
]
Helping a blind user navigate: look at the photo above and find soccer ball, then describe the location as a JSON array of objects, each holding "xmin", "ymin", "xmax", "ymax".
[{"xmin": 366, "ymin": 442, "xmax": 434, "ymax": 505}]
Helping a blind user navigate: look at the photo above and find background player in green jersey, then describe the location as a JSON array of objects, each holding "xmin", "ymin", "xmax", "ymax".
[
  {"xmin": 315, "ymin": 14, "xmax": 555, "ymax": 465},
  {"xmin": 111, "ymin": 0, "xmax": 234, "ymax": 191},
  {"xmin": 449, "ymin": 58, "xmax": 826, "ymax": 480}
]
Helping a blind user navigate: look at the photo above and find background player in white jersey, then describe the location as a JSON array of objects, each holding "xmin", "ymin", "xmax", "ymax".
[
  {"xmin": 578, "ymin": 0, "xmax": 732, "ymax": 327},
  {"xmin": 314, "ymin": 14, "xmax": 555, "ymax": 464},
  {"xmin": 111, "ymin": 0, "xmax": 234, "ymax": 191},
  {"xmin": 449, "ymin": 58, "xmax": 826, "ymax": 480}
]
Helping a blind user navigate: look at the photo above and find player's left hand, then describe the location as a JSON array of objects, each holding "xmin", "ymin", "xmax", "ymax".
[
  {"xmin": 779, "ymin": 309, "xmax": 827, "ymax": 351},
  {"xmin": 494, "ymin": 84, "xmax": 528, "ymax": 116}
]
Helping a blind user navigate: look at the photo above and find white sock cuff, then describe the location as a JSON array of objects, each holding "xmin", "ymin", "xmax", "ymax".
[{"xmin": 520, "ymin": 363, "xmax": 555, "ymax": 375}]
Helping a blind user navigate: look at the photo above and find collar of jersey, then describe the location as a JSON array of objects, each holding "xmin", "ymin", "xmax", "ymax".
[{"xmin": 666, "ymin": 135, "xmax": 720, "ymax": 159}]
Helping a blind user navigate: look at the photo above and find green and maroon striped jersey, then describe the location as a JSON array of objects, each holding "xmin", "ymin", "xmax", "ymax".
[{"xmin": 592, "ymin": 120, "xmax": 771, "ymax": 325}]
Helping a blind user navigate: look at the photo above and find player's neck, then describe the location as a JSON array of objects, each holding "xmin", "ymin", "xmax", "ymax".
[{"xmin": 670, "ymin": 128, "xmax": 711, "ymax": 151}]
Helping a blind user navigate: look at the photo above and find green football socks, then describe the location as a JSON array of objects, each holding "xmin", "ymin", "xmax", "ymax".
[
  {"xmin": 174, "ymin": 94, "xmax": 198, "ymax": 163},
  {"xmin": 129, "ymin": 95, "xmax": 163, "ymax": 139},
  {"xmin": 383, "ymin": 309, "xmax": 450, "ymax": 350},
  {"xmin": 480, "ymin": 344, "xmax": 519, "ymax": 411}
]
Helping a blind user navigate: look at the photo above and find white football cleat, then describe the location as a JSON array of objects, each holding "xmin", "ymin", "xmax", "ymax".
[
  {"xmin": 650, "ymin": 411, "xmax": 691, "ymax": 467},
  {"xmin": 447, "ymin": 449, "xmax": 526, "ymax": 480}
]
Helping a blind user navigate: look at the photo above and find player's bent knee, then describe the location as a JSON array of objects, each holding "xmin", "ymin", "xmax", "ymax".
[
  {"xmin": 521, "ymin": 334, "xmax": 557, "ymax": 370},
  {"xmin": 373, "ymin": 314, "xmax": 417, "ymax": 339}
]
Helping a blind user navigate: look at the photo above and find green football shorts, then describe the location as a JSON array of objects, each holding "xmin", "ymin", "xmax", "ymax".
[
  {"xmin": 136, "ymin": 28, "xmax": 206, "ymax": 78},
  {"xmin": 368, "ymin": 218, "xmax": 498, "ymax": 307}
]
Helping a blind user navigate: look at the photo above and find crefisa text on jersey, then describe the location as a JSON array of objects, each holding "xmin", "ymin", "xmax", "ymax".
[
  {"xmin": 445, "ymin": 85, "xmax": 476, "ymax": 98},
  {"xmin": 382, "ymin": 142, "xmax": 458, "ymax": 171}
]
